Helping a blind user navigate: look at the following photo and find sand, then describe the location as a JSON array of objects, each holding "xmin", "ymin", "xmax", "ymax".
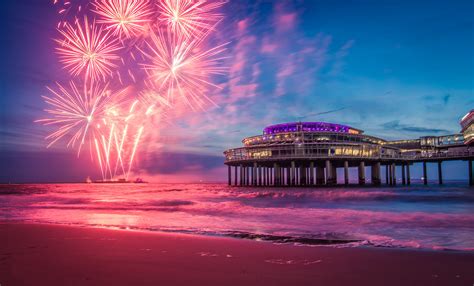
[{"xmin": 1, "ymin": 222, "xmax": 473, "ymax": 285}]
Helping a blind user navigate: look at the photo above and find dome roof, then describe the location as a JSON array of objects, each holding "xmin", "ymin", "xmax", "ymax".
[{"xmin": 263, "ymin": 122, "xmax": 363, "ymax": 135}]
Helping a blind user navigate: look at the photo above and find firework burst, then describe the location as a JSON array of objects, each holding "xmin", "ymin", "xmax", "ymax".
[
  {"xmin": 139, "ymin": 89, "xmax": 171, "ymax": 117},
  {"xmin": 140, "ymin": 30, "xmax": 228, "ymax": 109},
  {"xmin": 56, "ymin": 16, "xmax": 122, "ymax": 82},
  {"xmin": 42, "ymin": 0, "xmax": 229, "ymax": 180},
  {"xmin": 157, "ymin": 0, "xmax": 225, "ymax": 39},
  {"xmin": 36, "ymin": 81, "xmax": 128, "ymax": 154},
  {"xmin": 92, "ymin": 0, "xmax": 154, "ymax": 39}
]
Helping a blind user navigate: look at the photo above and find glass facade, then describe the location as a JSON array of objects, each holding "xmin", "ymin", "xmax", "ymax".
[{"xmin": 463, "ymin": 124, "xmax": 474, "ymax": 145}]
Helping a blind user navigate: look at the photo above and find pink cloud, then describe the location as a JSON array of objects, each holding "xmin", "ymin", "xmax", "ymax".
[
  {"xmin": 277, "ymin": 12, "xmax": 297, "ymax": 31},
  {"xmin": 237, "ymin": 18, "xmax": 251, "ymax": 36},
  {"xmin": 260, "ymin": 37, "xmax": 278, "ymax": 53}
]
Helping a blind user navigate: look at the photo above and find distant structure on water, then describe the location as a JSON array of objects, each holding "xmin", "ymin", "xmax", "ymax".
[{"xmin": 224, "ymin": 110, "xmax": 474, "ymax": 187}]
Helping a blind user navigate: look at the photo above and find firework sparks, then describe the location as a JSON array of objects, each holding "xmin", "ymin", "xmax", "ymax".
[
  {"xmin": 36, "ymin": 81, "xmax": 128, "ymax": 149},
  {"xmin": 140, "ymin": 30, "xmax": 228, "ymax": 109},
  {"xmin": 140, "ymin": 90, "xmax": 171, "ymax": 117},
  {"xmin": 36, "ymin": 80, "xmax": 131, "ymax": 179},
  {"xmin": 53, "ymin": 0, "xmax": 88, "ymax": 17},
  {"xmin": 157, "ymin": 0, "xmax": 225, "ymax": 39},
  {"xmin": 42, "ymin": 0, "xmax": 230, "ymax": 180},
  {"xmin": 56, "ymin": 16, "xmax": 122, "ymax": 82},
  {"xmin": 92, "ymin": 0, "xmax": 154, "ymax": 39}
]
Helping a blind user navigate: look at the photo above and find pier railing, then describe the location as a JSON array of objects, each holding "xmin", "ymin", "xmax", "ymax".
[
  {"xmin": 224, "ymin": 145, "xmax": 474, "ymax": 164},
  {"xmin": 411, "ymin": 150, "xmax": 474, "ymax": 161}
]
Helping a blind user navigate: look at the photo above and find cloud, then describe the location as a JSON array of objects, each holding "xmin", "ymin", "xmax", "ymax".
[
  {"xmin": 140, "ymin": 151, "xmax": 223, "ymax": 175},
  {"xmin": 260, "ymin": 37, "xmax": 278, "ymax": 54},
  {"xmin": 329, "ymin": 39, "xmax": 355, "ymax": 76},
  {"xmin": 443, "ymin": 94, "xmax": 451, "ymax": 105},
  {"xmin": 381, "ymin": 120, "xmax": 450, "ymax": 134},
  {"xmin": 0, "ymin": 150, "xmax": 102, "ymax": 183},
  {"xmin": 275, "ymin": 12, "xmax": 297, "ymax": 31}
]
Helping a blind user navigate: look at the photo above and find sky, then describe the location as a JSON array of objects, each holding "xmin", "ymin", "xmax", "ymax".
[{"xmin": 0, "ymin": 0, "xmax": 473, "ymax": 183}]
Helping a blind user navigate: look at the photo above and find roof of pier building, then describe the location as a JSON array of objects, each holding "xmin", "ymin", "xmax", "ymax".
[
  {"xmin": 460, "ymin": 109, "xmax": 474, "ymax": 132},
  {"xmin": 241, "ymin": 122, "xmax": 384, "ymax": 147},
  {"xmin": 262, "ymin": 122, "xmax": 363, "ymax": 135}
]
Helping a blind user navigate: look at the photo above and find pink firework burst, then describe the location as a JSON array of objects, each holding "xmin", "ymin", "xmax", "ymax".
[
  {"xmin": 56, "ymin": 16, "xmax": 122, "ymax": 82},
  {"xmin": 157, "ymin": 0, "xmax": 225, "ymax": 39},
  {"xmin": 36, "ymin": 81, "xmax": 128, "ymax": 153},
  {"xmin": 92, "ymin": 0, "xmax": 154, "ymax": 39},
  {"xmin": 139, "ymin": 30, "xmax": 228, "ymax": 109}
]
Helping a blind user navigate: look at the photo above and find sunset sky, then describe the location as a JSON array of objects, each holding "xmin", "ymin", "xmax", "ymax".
[{"xmin": 1, "ymin": 0, "xmax": 473, "ymax": 183}]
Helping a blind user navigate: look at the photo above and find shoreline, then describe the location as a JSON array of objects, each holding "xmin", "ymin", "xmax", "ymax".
[
  {"xmin": 2, "ymin": 222, "xmax": 474, "ymax": 285},
  {"xmin": 4, "ymin": 220, "xmax": 474, "ymax": 252}
]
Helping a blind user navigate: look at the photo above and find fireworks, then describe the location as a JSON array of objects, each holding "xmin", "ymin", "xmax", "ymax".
[
  {"xmin": 56, "ymin": 16, "xmax": 122, "ymax": 82},
  {"xmin": 40, "ymin": 0, "xmax": 229, "ymax": 180},
  {"xmin": 140, "ymin": 30, "xmax": 228, "ymax": 109},
  {"xmin": 53, "ymin": 0, "xmax": 89, "ymax": 18},
  {"xmin": 36, "ymin": 81, "xmax": 127, "ymax": 152},
  {"xmin": 36, "ymin": 80, "xmax": 146, "ymax": 180},
  {"xmin": 92, "ymin": 0, "xmax": 154, "ymax": 39},
  {"xmin": 157, "ymin": 0, "xmax": 225, "ymax": 39}
]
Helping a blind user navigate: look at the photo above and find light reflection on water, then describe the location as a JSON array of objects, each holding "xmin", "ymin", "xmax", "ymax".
[{"xmin": 0, "ymin": 183, "xmax": 473, "ymax": 250}]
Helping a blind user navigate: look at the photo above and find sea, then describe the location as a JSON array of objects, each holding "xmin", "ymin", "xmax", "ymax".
[{"xmin": 1, "ymin": 182, "xmax": 473, "ymax": 251}]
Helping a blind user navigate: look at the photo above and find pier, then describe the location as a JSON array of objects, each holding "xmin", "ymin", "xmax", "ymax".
[{"xmin": 224, "ymin": 110, "xmax": 474, "ymax": 187}]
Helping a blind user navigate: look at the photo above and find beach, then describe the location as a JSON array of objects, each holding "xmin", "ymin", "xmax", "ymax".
[{"xmin": 1, "ymin": 222, "xmax": 473, "ymax": 286}]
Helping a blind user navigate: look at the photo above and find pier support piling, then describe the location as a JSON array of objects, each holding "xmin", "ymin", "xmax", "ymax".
[
  {"xmin": 300, "ymin": 166, "xmax": 306, "ymax": 186},
  {"xmin": 392, "ymin": 163, "xmax": 397, "ymax": 186},
  {"xmin": 406, "ymin": 164, "xmax": 411, "ymax": 185},
  {"xmin": 358, "ymin": 161, "xmax": 365, "ymax": 185},
  {"xmin": 240, "ymin": 165, "xmax": 243, "ymax": 186},
  {"xmin": 290, "ymin": 161, "xmax": 295, "ymax": 186},
  {"xmin": 344, "ymin": 161, "xmax": 349, "ymax": 185},
  {"xmin": 316, "ymin": 165, "xmax": 325, "ymax": 185},
  {"xmin": 273, "ymin": 163, "xmax": 279, "ymax": 186},
  {"xmin": 371, "ymin": 162, "xmax": 381, "ymax": 185},
  {"xmin": 310, "ymin": 162, "xmax": 315, "ymax": 185},
  {"xmin": 266, "ymin": 167, "xmax": 270, "ymax": 186},
  {"xmin": 438, "ymin": 161, "xmax": 443, "ymax": 185},
  {"xmin": 234, "ymin": 166, "xmax": 237, "ymax": 186},
  {"xmin": 252, "ymin": 163, "xmax": 257, "ymax": 186},
  {"xmin": 228, "ymin": 165, "xmax": 231, "ymax": 186},
  {"xmin": 388, "ymin": 164, "xmax": 392, "ymax": 185},
  {"xmin": 326, "ymin": 160, "xmax": 336, "ymax": 185},
  {"xmin": 258, "ymin": 166, "xmax": 262, "ymax": 186},
  {"xmin": 401, "ymin": 164, "xmax": 406, "ymax": 185},
  {"xmin": 325, "ymin": 160, "xmax": 330, "ymax": 185},
  {"xmin": 246, "ymin": 167, "xmax": 250, "ymax": 186},
  {"xmin": 281, "ymin": 167, "xmax": 284, "ymax": 186},
  {"xmin": 423, "ymin": 161, "xmax": 428, "ymax": 185},
  {"xmin": 332, "ymin": 165, "xmax": 338, "ymax": 185},
  {"xmin": 286, "ymin": 166, "xmax": 290, "ymax": 186},
  {"xmin": 469, "ymin": 160, "xmax": 473, "ymax": 186},
  {"xmin": 270, "ymin": 167, "xmax": 272, "ymax": 186}
]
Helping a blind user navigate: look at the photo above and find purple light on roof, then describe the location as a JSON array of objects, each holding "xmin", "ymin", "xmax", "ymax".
[{"xmin": 263, "ymin": 122, "xmax": 360, "ymax": 135}]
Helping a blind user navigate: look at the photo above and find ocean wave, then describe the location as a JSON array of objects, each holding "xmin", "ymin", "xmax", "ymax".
[{"xmin": 1, "ymin": 183, "xmax": 474, "ymax": 251}]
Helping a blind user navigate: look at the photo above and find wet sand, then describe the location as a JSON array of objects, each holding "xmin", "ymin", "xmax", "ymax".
[{"xmin": 1, "ymin": 222, "xmax": 473, "ymax": 286}]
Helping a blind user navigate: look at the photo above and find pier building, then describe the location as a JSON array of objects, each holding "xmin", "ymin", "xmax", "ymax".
[{"xmin": 224, "ymin": 111, "xmax": 474, "ymax": 187}]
